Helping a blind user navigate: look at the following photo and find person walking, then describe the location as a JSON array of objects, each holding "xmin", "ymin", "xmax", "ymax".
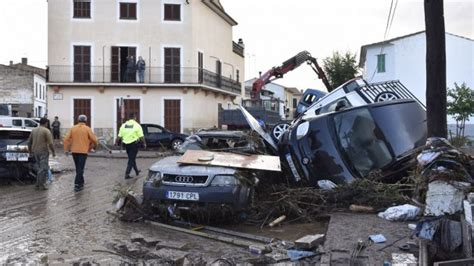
[
  {"xmin": 63, "ymin": 114, "xmax": 98, "ymax": 192},
  {"xmin": 116, "ymin": 113, "xmax": 146, "ymax": 179},
  {"xmin": 137, "ymin": 56, "xmax": 146, "ymax": 83},
  {"xmin": 51, "ymin": 116, "xmax": 61, "ymax": 142},
  {"xmin": 28, "ymin": 118, "xmax": 56, "ymax": 190}
]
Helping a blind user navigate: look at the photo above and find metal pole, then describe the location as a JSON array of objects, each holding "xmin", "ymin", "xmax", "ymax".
[
  {"xmin": 102, "ymin": 45, "xmax": 105, "ymax": 82},
  {"xmin": 149, "ymin": 47, "xmax": 151, "ymax": 83}
]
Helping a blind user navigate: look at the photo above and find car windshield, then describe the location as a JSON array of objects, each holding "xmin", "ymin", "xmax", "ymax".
[
  {"xmin": 333, "ymin": 108, "xmax": 393, "ymax": 177},
  {"xmin": 0, "ymin": 131, "xmax": 31, "ymax": 149},
  {"xmin": 178, "ymin": 133, "xmax": 256, "ymax": 154},
  {"xmin": 371, "ymin": 102, "xmax": 426, "ymax": 157}
]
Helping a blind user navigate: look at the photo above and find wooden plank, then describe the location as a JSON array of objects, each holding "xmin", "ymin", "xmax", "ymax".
[
  {"xmin": 177, "ymin": 150, "xmax": 281, "ymax": 172},
  {"xmin": 434, "ymin": 258, "xmax": 474, "ymax": 266}
]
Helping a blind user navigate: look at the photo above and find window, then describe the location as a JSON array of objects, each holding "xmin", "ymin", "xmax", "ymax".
[
  {"xmin": 148, "ymin": 126, "xmax": 163, "ymax": 134},
  {"xmin": 73, "ymin": 0, "xmax": 91, "ymax": 18},
  {"xmin": 12, "ymin": 119, "xmax": 22, "ymax": 127},
  {"xmin": 120, "ymin": 2, "xmax": 137, "ymax": 20},
  {"xmin": 216, "ymin": 60, "xmax": 222, "ymax": 88},
  {"xmin": 164, "ymin": 4, "xmax": 181, "ymax": 21},
  {"xmin": 236, "ymin": 69, "xmax": 240, "ymax": 83},
  {"xmin": 292, "ymin": 98, "xmax": 297, "ymax": 108},
  {"xmin": 377, "ymin": 54, "xmax": 385, "ymax": 73},
  {"xmin": 164, "ymin": 48, "xmax": 181, "ymax": 83},
  {"xmin": 198, "ymin": 52, "xmax": 203, "ymax": 83},
  {"xmin": 73, "ymin": 45, "xmax": 91, "ymax": 82},
  {"xmin": 35, "ymin": 83, "xmax": 38, "ymax": 98},
  {"xmin": 25, "ymin": 119, "xmax": 37, "ymax": 128}
]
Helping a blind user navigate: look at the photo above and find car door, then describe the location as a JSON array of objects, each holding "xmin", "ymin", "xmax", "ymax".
[{"xmin": 146, "ymin": 125, "xmax": 171, "ymax": 147}]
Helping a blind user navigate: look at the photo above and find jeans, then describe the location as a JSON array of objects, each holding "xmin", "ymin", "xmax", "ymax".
[
  {"xmin": 34, "ymin": 152, "xmax": 49, "ymax": 187},
  {"xmin": 125, "ymin": 142, "xmax": 139, "ymax": 176},
  {"xmin": 53, "ymin": 129, "xmax": 60, "ymax": 140},
  {"xmin": 72, "ymin": 153, "xmax": 88, "ymax": 188},
  {"xmin": 138, "ymin": 70, "xmax": 145, "ymax": 83}
]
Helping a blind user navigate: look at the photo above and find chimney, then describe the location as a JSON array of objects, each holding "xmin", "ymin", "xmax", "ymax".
[
  {"xmin": 21, "ymin": 58, "xmax": 27, "ymax": 65},
  {"xmin": 9, "ymin": 61, "xmax": 13, "ymax": 66}
]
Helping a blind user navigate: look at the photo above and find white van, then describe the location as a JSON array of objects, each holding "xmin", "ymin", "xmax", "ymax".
[{"xmin": 0, "ymin": 116, "xmax": 39, "ymax": 130}]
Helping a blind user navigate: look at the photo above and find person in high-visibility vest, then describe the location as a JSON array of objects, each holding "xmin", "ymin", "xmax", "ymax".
[{"xmin": 116, "ymin": 113, "xmax": 147, "ymax": 179}]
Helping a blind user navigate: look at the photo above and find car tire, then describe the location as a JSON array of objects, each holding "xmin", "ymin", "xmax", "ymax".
[
  {"xmin": 171, "ymin": 138, "xmax": 184, "ymax": 150},
  {"xmin": 375, "ymin": 92, "xmax": 399, "ymax": 102},
  {"xmin": 272, "ymin": 123, "xmax": 290, "ymax": 142}
]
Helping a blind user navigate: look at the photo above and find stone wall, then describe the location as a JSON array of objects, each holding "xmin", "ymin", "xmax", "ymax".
[{"xmin": 0, "ymin": 66, "xmax": 34, "ymax": 115}]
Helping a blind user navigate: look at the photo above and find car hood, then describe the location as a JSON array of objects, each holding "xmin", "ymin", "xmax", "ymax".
[
  {"xmin": 149, "ymin": 156, "xmax": 237, "ymax": 176},
  {"xmin": 238, "ymin": 105, "xmax": 278, "ymax": 151}
]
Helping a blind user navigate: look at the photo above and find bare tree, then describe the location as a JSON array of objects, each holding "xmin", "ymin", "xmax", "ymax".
[{"xmin": 424, "ymin": 0, "xmax": 447, "ymax": 138}]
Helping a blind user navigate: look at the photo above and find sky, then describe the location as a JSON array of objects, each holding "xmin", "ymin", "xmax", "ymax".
[{"xmin": 0, "ymin": 0, "xmax": 472, "ymax": 91}]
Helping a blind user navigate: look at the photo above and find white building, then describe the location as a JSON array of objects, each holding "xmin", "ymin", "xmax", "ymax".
[
  {"xmin": 47, "ymin": 0, "xmax": 244, "ymax": 142},
  {"xmin": 359, "ymin": 31, "xmax": 474, "ymax": 111},
  {"xmin": 244, "ymin": 78, "xmax": 287, "ymax": 119}
]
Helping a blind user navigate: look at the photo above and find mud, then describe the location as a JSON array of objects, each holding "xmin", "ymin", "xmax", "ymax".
[{"xmin": 0, "ymin": 152, "xmax": 327, "ymax": 264}]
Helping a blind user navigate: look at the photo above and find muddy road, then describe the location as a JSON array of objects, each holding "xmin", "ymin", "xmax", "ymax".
[
  {"xmin": 0, "ymin": 153, "xmax": 256, "ymax": 264},
  {"xmin": 0, "ymin": 152, "xmax": 327, "ymax": 264}
]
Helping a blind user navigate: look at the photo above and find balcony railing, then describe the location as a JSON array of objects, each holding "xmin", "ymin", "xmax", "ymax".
[{"xmin": 47, "ymin": 65, "xmax": 242, "ymax": 94}]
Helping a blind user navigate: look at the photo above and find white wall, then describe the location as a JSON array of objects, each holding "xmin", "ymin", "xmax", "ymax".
[
  {"xmin": 33, "ymin": 74, "xmax": 46, "ymax": 117},
  {"xmin": 363, "ymin": 32, "xmax": 474, "ymax": 124}
]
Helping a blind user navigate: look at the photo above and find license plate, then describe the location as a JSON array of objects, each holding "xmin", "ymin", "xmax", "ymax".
[
  {"xmin": 6, "ymin": 152, "xmax": 29, "ymax": 162},
  {"xmin": 285, "ymin": 153, "xmax": 301, "ymax": 182},
  {"xmin": 166, "ymin": 191, "xmax": 199, "ymax": 201}
]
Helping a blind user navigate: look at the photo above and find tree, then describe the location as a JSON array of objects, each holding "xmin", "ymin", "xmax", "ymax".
[
  {"xmin": 322, "ymin": 51, "xmax": 359, "ymax": 89},
  {"xmin": 447, "ymin": 82, "xmax": 474, "ymax": 139},
  {"xmin": 425, "ymin": 0, "xmax": 447, "ymax": 138}
]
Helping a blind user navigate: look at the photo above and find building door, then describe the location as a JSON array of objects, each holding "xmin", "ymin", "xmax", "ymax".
[
  {"xmin": 111, "ymin": 46, "xmax": 136, "ymax": 83},
  {"xmin": 73, "ymin": 99, "xmax": 91, "ymax": 127},
  {"xmin": 198, "ymin": 52, "xmax": 203, "ymax": 83},
  {"xmin": 164, "ymin": 99, "xmax": 181, "ymax": 133},
  {"xmin": 215, "ymin": 60, "xmax": 222, "ymax": 88},
  {"xmin": 73, "ymin": 46, "xmax": 91, "ymax": 82},
  {"xmin": 164, "ymin": 47, "xmax": 180, "ymax": 83},
  {"xmin": 116, "ymin": 98, "xmax": 140, "ymax": 135}
]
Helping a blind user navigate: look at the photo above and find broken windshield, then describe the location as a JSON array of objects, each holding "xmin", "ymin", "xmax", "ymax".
[{"xmin": 333, "ymin": 108, "xmax": 393, "ymax": 177}]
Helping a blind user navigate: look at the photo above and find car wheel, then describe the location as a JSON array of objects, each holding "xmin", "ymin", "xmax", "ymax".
[
  {"xmin": 375, "ymin": 92, "xmax": 399, "ymax": 102},
  {"xmin": 171, "ymin": 138, "xmax": 183, "ymax": 150},
  {"xmin": 272, "ymin": 123, "xmax": 290, "ymax": 141}
]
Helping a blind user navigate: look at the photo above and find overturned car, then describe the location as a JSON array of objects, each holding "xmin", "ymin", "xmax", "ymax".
[
  {"xmin": 280, "ymin": 99, "xmax": 427, "ymax": 187},
  {"xmin": 143, "ymin": 131, "xmax": 265, "ymax": 220}
]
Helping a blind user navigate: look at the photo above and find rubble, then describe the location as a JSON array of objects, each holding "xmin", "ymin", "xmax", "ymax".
[{"xmin": 294, "ymin": 234, "xmax": 325, "ymax": 250}]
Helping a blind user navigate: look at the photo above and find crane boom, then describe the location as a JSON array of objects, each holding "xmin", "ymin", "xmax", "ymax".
[{"xmin": 251, "ymin": 51, "xmax": 332, "ymax": 100}]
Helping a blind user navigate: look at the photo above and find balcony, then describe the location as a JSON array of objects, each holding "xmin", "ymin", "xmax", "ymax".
[{"xmin": 47, "ymin": 65, "xmax": 242, "ymax": 95}]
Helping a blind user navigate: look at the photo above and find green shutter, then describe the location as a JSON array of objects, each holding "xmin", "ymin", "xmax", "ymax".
[{"xmin": 377, "ymin": 54, "xmax": 386, "ymax": 73}]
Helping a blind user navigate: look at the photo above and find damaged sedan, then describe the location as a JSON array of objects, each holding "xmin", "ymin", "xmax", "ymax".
[{"xmin": 143, "ymin": 130, "xmax": 267, "ymax": 220}]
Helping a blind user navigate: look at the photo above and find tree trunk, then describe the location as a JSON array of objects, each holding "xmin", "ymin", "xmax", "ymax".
[{"xmin": 424, "ymin": 0, "xmax": 447, "ymax": 138}]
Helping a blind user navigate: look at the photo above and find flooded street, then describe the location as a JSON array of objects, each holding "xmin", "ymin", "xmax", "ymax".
[
  {"xmin": 0, "ymin": 153, "xmax": 327, "ymax": 264},
  {"xmin": 0, "ymin": 153, "xmax": 252, "ymax": 263}
]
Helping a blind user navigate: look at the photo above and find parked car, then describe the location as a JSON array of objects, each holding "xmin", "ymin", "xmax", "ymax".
[
  {"xmin": 278, "ymin": 99, "xmax": 427, "ymax": 187},
  {"xmin": 141, "ymin": 124, "xmax": 188, "ymax": 150},
  {"xmin": 0, "ymin": 116, "xmax": 39, "ymax": 130},
  {"xmin": 0, "ymin": 128, "xmax": 35, "ymax": 179},
  {"xmin": 143, "ymin": 130, "xmax": 262, "ymax": 220}
]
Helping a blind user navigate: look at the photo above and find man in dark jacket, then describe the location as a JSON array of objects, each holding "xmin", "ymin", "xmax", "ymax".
[
  {"xmin": 125, "ymin": 55, "xmax": 136, "ymax": 83},
  {"xmin": 137, "ymin": 56, "xmax": 146, "ymax": 83}
]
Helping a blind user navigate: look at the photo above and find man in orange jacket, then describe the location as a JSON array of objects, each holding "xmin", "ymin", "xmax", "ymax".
[{"xmin": 64, "ymin": 114, "xmax": 98, "ymax": 192}]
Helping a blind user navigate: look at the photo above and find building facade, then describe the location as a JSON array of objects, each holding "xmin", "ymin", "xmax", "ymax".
[
  {"xmin": 359, "ymin": 31, "xmax": 474, "ymax": 114},
  {"xmin": 0, "ymin": 59, "xmax": 46, "ymax": 117},
  {"xmin": 47, "ymin": 0, "xmax": 244, "ymax": 142}
]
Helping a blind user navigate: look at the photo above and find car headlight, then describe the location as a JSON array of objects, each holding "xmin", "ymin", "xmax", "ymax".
[
  {"xmin": 147, "ymin": 171, "xmax": 162, "ymax": 181},
  {"xmin": 211, "ymin": 175, "xmax": 239, "ymax": 186},
  {"xmin": 296, "ymin": 121, "xmax": 310, "ymax": 140}
]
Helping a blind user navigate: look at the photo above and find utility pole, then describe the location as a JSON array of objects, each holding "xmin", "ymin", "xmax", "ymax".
[{"xmin": 424, "ymin": 0, "xmax": 447, "ymax": 138}]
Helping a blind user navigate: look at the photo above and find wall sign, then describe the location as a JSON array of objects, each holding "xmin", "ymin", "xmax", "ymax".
[{"xmin": 53, "ymin": 93, "xmax": 63, "ymax": 100}]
